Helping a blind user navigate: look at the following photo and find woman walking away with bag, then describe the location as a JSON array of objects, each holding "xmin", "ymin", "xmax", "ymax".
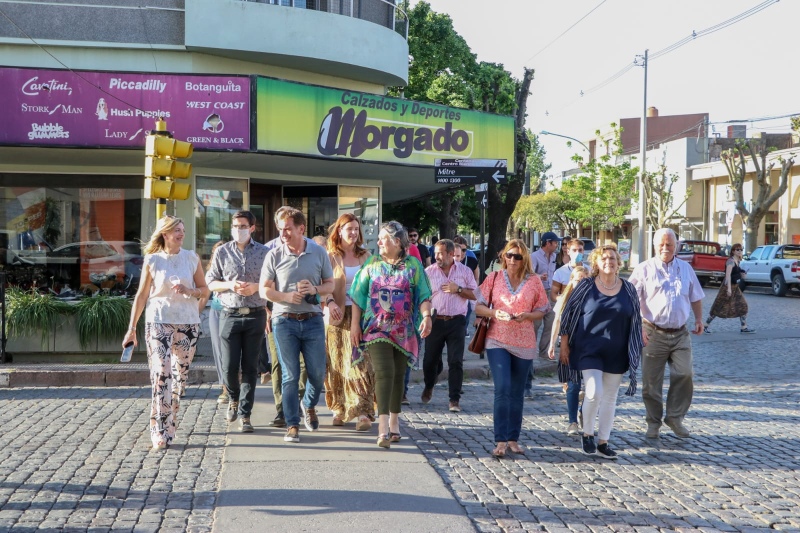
[
  {"xmin": 122, "ymin": 216, "xmax": 209, "ymax": 450},
  {"xmin": 349, "ymin": 221, "xmax": 433, "ymax": 448},
  {"xmin": 474, "ymin": 239, "xmax": 550, "ymax": 458},
  {"xmin": 548, "ymin": 266, "xmax": 590, "ymax": 436},
  {"xmin": 559, "ymin": 244, "xmax": 643, "ymax": 459},
  {"xmin": 322, "ymin": 214, "xmax": 374, "ymax": 431},
  {"xmin": 704, "ymin": 244, "xmax": 754, "ymax": 334}
]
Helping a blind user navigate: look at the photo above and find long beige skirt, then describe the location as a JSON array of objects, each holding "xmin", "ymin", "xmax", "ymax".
[{"xmin": 325, "ymin": 306, "xmax": 376, "ymax": 421}]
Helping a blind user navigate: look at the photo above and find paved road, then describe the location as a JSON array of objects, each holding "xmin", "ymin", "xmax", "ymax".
[
  {"xmin": 0, "ymin": 287, "xmax": 797, "ymax": 532},
  {"xmin": 400, "ymin": 287, "xmax": 800, "ymax": 532}
]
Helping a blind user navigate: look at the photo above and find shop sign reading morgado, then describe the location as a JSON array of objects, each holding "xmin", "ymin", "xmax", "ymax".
[
  {"xmin": 0, "ymin": 67, "xmax": 251, "ymax": 150},
  {"xmin": 256, "ymin": 77, "xmax": 515, "ymax": 166}
]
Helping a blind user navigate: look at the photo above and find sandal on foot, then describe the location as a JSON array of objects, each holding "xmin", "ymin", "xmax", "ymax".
[
  {"xmin": 377, "ymin": 434, "xmax": 391, "ymax": 448},
  {"xmin": 508, "ymin": 441, "xmax": 525, "ymax": 454},
  {"xmin": 491, "ymin": 443, "xmax": 507, "ymax": 458},
  {"xmin": 389, "ymin": 432, "xmax": 401, "ymax": 442}
]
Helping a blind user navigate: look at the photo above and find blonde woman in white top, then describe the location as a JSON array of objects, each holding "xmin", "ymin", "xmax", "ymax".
[{"xmin": 122, "ymin": 216, "xmax": 209, "ymax": 450}]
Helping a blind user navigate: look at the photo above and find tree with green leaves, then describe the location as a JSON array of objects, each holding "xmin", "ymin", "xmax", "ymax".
[
  {"xmin": 721, "ymin": 139, "xmax": 794, "ymax": 252},
  {"xmin": 385, "ymin": 2, "xmax": 537, "ymax": 255},
  {"xmin": 513, "ymin": 189, "xmax": 579, "ymax": 235}
]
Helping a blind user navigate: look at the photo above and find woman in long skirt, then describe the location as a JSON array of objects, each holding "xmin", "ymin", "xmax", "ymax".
[
  {"xmin": 704, "ymin": 244, "xmax": 754, "ymax": 334},
  {"xmin": 322, "ymin": 214, "xmax": 374, "ymax": 431}
]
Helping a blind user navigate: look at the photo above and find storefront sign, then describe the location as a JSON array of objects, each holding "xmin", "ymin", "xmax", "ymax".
[
  {"xmin": 1, "ymin": 67, "xmax": 251, "ymax": 150},
  {"xmin": 256, "ymin": 77, "xmax": 515, "ymax": 166}
]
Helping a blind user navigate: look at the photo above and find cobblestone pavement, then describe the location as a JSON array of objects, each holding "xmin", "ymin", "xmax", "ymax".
[
  {"xmin": 0, "ymin": 386, "xmax": 226, "ymax": 532},
  {"xmin": 0, "ymin": 289, "xmax": 797, "ymax": 532},
  {"xmin": 400, "ymin": 288, "xmax": 800, "ymax": 532}
]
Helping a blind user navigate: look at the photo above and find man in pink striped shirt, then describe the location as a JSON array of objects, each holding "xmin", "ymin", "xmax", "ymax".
[{"xmin": 420, "ymin": 239, "xmax": 478, "ymax": 412}]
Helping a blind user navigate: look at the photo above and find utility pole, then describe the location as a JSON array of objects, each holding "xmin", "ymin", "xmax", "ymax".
[{"xmin": 637, "ymin": 49, "xmax": 649, "ymax": 264}]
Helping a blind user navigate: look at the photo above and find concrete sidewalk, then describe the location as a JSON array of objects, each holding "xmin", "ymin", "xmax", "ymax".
[{"xmin": 213, "ymin": 386, "xmax": 475, "ymax": 533}]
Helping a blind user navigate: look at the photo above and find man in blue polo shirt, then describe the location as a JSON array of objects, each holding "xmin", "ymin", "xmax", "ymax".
[{"xmin": 260, "ymin": 207, "xmax": 334, "ymax": 443}]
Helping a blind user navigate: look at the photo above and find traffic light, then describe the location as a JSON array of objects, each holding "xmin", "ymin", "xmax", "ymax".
[{"xmin": 144, "ymin": 118, "xmax": 193, "ymax": 201}]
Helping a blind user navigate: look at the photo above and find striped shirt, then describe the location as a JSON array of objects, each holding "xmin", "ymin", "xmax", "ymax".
[
  {"xmin": 425, "ymin": 259, "xmax": 478, "ymax": 317},
  {"xmin": 530, "ymin": 248, "xmax": 557, "ymax": 290}
]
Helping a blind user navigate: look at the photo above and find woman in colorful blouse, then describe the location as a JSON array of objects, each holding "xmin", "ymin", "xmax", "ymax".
[
  {"xmin": 123, "ymin": 216, "xmax": 209, "ymax": 450},
  {"xmin": 474, "ymin": 239, "xmax": 550, "ymax": 458},
  {"xmin": 349, "ymin": 221, "xmax": 433, "ymax": 448}
]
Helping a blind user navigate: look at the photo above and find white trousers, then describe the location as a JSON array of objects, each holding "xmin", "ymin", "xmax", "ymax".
[{"xmin": 581, "ymin": 369, "xmax": 623, "ymax": 441}]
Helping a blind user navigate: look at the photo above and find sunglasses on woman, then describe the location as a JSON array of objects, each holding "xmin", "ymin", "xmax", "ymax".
[{"xmin": 505, "ymin": 252, "xmax": 524, "ymax": 261}]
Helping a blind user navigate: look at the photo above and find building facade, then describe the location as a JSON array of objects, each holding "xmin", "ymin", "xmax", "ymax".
[{"xmin": 0, "ymin": 0, "xmax": 515, "ymax": 295}]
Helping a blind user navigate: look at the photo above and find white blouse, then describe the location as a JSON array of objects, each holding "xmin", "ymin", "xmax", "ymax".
[{"xmin": 144, "ymin": 249, "xmax": 201, "ymax": 325}]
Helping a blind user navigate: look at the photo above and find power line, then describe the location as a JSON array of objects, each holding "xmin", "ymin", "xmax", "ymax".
[
  {"xmin": 0, "ymin": 6, "xmax": 148, "ymax": 114},
  {"xmin": 523, "ymin": 0, "xmax": 608, "ymax": 65},
  {"xmin": 546, "ymin": 0, "xmax": 781, "ymax": 116}
]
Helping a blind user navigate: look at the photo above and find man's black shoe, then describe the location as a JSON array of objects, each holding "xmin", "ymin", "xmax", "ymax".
[{"xmin": 271, "ymin": 414, "xmax": 286, "ymax": 428}]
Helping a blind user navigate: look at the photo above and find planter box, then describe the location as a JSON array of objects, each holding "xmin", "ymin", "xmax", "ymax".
[{"xmin": 6, "ymin": 314, "xmax": 146, "ymax": 355}]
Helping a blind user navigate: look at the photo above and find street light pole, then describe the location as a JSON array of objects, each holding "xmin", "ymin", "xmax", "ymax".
[
  {"xmin": 540, "ymin": 130, "xmax": 595, "ymax": 243},
  {"xmin": 540, "ymin": 130, "xmax": 590, "ymax": 154},
  {"xmin": 637, "ymin": 49, "xmax": 649, "ymax": 264}
]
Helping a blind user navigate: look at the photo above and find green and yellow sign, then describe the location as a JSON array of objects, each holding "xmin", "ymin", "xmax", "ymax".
[{"xmin": 256, "ymin": 77, "xmax": 515, "ymax": 167}]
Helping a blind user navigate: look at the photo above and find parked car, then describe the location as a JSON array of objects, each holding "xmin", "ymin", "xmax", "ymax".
[
  {"xmin": 740, "ymin": 244, "xmax": 800, "ymax": 296},
  {"xmin": 676, "ymin": 240, "xmax": 728, "ymax": 287},
  {"xmin": 21, "ymin": 240, "xmax": 143, "ymax": 292},
  {"xmin": 578, "ymin": 238, "xmax": 596, "ymax": 252}
]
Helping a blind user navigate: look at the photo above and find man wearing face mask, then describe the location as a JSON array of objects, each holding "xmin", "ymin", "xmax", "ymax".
[
  {"xmin": 551, "ymin": 238, "xmax": 589, "ymax": 303},
  {"xmin": 206, "ymin": 211, "xmax": 269, "ymax": 433}
]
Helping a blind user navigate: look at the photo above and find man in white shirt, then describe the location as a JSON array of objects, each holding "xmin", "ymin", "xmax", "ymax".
[
  {"xmin": 550, "ymin": 238, "xmax": 589, "ymax": 303},
  {"xmin": 628, "ymin": 228, "xmax": 705, "ymax": 439},
  {"xmin": 525, "ymin": 232, "xmax": 558, "ymax": 398}
]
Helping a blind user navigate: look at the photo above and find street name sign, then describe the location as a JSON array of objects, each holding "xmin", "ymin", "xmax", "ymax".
[{"xmin": 434, "ymin": 159, "xmax": 507, "ymax": 184}]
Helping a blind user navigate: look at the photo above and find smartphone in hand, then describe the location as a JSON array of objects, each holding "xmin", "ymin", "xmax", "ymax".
[{"xmin": 121, "ymin": 342, "xmax": 134, "ymax": 363}]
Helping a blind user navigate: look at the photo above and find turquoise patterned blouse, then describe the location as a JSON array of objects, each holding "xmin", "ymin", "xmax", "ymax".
[{"xmin": 348, "ymin": 254, "xmax": 432, "ymax": 366}]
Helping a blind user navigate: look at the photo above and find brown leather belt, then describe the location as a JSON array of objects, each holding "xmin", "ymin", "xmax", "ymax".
[
  {"xmin": 644, "ymin": 320, "xmax": 685, "ymax": 334},
  {"xmin": 434, "ymin": 314, "xmax": 463, "ymax": 321},
  {"xmin": 281, "ymin": 312, "xmax": 322, "ymax": 321}
]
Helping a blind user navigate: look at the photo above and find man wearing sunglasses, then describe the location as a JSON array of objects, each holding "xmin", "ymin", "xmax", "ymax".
[
  {"xmin": 408, "ymin": 228, "xmax": 430, "ymax": 266},
  {"xmin": 525, "ymin": 231, "xmax": 559, "ymax": 398}
]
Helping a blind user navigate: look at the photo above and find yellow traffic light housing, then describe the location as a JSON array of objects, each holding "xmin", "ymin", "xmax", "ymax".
[{"xmin": 143, "ymin": 118, "xmax": 194, "ymax": 202}]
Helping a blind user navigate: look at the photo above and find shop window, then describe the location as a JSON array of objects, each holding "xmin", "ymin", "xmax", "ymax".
[
  {"xmin": 284, "ymin": 185, "xmax": 338, "ymax": 239},
  {"xmin": 339, "ymin": 186, "xmax": 380, "ymax": 256},
  {"xmin": 764, "ymin": 212, "xmax": 778, "ymax": 245},
  {"xmin": 194, "ymin": 176, "xmax": 249, "ymax": 269},
  {"xmin": 0, "ymin": 174, "xmax": 143, "ymax": 296}
]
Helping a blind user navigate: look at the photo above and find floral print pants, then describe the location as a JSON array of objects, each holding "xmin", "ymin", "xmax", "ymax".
[{"xmin": 145, "ymin": 323, "xmax": 199, "ymax": 447}]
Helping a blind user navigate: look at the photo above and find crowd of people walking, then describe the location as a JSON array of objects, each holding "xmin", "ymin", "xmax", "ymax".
[{"xmin": 125, "ymin": 215, "xmax": 712, "ymax": 458}]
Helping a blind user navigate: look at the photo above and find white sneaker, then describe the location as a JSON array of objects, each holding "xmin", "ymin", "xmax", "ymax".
[{"xmin": 566, "ymin": 422, "xmax": 580, "ymax": 436}]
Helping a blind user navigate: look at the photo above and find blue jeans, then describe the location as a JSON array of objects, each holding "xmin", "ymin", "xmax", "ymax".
[
  {"xmin": 566, "ymin": 376, "xmax": 582, "ymax": 424},
  {"xmin": 486, "ymin": 348, "xmax": 533, "ymax": 442},
  {"xmin": 272, "ymin": 314, "xmax": 326, "ymax": 429}
]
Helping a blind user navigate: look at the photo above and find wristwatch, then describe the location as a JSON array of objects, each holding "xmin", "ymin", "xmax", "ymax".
[{"xmin": 457, "ymin": 286, "xmax": 463, "ymax": 294}]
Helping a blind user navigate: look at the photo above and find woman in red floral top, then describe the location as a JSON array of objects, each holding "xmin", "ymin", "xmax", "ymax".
[{"xmin": 475, "ymin": 239, "xmax": 550, "ymax": 458}]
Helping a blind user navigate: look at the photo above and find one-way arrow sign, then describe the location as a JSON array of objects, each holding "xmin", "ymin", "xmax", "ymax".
[{"xmin": 434, "ymin": 159, "xmax": 508, "ymax": 184}]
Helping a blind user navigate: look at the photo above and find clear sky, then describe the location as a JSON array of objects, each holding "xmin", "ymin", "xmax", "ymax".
[{"xmin": 412, "ymin": 0, "xmax": 798, "ymax": 180}]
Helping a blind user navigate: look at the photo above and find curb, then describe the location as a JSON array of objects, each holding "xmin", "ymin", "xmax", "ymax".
[
  {"xmin": 0, "ymin": 367, "xmax": 219, "ymax": 388},
  {"xmin": 0, "ymin": 358, "xmax": 559, "ymax": 388}
]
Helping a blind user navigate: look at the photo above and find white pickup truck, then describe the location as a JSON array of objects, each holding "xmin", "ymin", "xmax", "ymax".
[{"xmin": 740, "ymin": 244, "xmax": 800, "ymax": 296}]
